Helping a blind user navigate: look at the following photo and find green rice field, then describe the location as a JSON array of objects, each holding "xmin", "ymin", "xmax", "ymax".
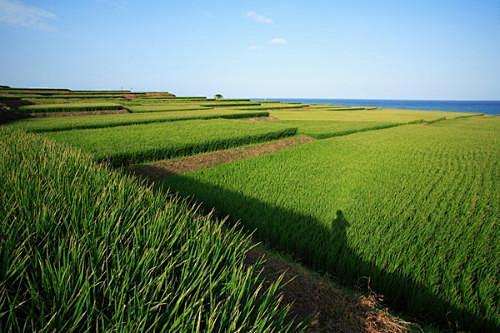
[
  {"xmin": 10, "ymin": 110, "xmax": 269, "ymax": 132},
  {"xmin": 44, "ymin": 119, "xmax": 297, "ymax": 165},
  {"xmin": 1, "ymin": 85, "xmax": 498, "ymax": 332},
  {"xmin": 165, "ymin": 116, "xmax": 499, "ymax": 331}
]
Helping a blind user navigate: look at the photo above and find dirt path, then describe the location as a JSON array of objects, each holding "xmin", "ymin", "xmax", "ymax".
[
  {"xmin": 131, "ymin": 135, "xmax": 313, "ymax": 178},
  {"xmin": 247, "ymin": 247, "xmax": 412, "ymax": 333}
]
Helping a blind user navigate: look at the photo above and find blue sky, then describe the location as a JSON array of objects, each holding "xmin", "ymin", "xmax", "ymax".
[{"xmin": 1, "ymin": 0, "xmax": 499, "ymax": 99}]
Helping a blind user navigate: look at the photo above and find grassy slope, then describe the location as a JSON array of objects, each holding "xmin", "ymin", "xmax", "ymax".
[
  {"xmin": 44, "ymin": 119, "xmax": 297, "ymax": 165},
  {"xmin": 164, "ymin": 116, "xmax": 499, "ymax": 331},
  {"xmin": 10, "ymin": 110, "xmax": 269, "ymax": 132},
  {"xmin": 0, "ymin": 128, "xmax": 298, "ymax": 332}
]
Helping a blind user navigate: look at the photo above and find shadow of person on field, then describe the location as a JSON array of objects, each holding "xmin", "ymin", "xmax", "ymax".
[{"xmin": 130, "ymin": 170, "xmax": 498, "ymax": 333}]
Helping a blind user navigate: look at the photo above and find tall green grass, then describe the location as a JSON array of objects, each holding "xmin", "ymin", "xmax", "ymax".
[
  {"xmin": 0, "ymin": 128, "xmax": 299, "ymax": 332},
  {"xmin": 45, "ymin": 119, "xmax": 298, "ymax": 165},
  {"xmin": 165, "ymin": 117, "xmax": 500, "ymax": 331}
]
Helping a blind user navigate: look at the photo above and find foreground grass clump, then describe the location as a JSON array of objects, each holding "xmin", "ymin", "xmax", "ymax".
[
  {"xmin": 165, "ymin": 116, "xmax": 499, "ymax": 331},
  {"xmin": 45, "ymin": 119, "xmax": 297, "ymax": 165},
  {"xmin": 10, "ymin": 110, "xmax": 270, "ymax": 132},
  {"xmin": 0, "ymin": 128, "xmax": 298, "ymax": 332}
]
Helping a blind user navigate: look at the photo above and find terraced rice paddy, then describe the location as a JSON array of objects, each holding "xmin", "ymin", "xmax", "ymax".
[
  {"xmin": 1, "ymin": 85, "xmax": 498, "ymax": 332},
  {"xmin": 9, "ymin": 110, "xmax": 269, "ymax": 132},
  {"xmin": 164, "ymin": 116, "xmax": 499, "ymax": 331},
  {"xmin": 265, "ymin": 109, "xmax": 476, "ymax": 138},
  {"xmin": 45, "ymin": 119, "xmax": 297, "ymax": 165},
  {"xmin": 18, "ymin": 102, "xmax": 124, "ymax": 113}
]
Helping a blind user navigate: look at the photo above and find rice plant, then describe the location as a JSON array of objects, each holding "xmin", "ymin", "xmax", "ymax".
[
  {"xmin": 0, "ymin": 127, "xmax": 299, "ymax": 332},
  {"xmin": 164, "ymin": 116, "xmax": 500, "ymax": 332}
]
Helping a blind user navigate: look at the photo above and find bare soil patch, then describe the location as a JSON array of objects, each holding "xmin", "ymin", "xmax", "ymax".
[
  {"xmin": 29, "ymin": 109, "xmax": 128, "ymax": 117},
  {"xmin": 247, "ymin": 116, "xmax": 279, "ymax": 122},
  {"xmin": 247, "ymin": 247, "xmax": 412, "ymax": 333},
  {"xmin": 131, "ymin": 135, "xmax": 313, "ymax": 178}
]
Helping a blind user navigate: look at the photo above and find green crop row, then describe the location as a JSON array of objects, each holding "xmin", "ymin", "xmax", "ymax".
[
  {"xmin": 44, "ymin": 119, "xmax": 298, "ymax": 166},
  {"xmin": 0, "ymin": 127, "xmax": 298, "ymax": 332},
  {"xmin": 33, "ymin": 94, "xmax": 128, "ymax": 99},
  {"xmin": 171, "ymin": 97, "xmax": 207, "ymax": 100},
  {"xmin": 70, "ymin": 90, "xmax": 132, "ymax": 94},
  {"xmin": 0, "ymin": 88, "xmax": 70, "ymax": 93},
  {"xmin": 164, "ymin": 117, "xmax": 500, "ymax": 332},
  {"xmin": 127, "ymin": 105, "xmax": 210, "ymax": 113},
  {"xmin": 19, "ymin": 103, "xmax": 124, "ymax": 113},
  {"xmin": 200, "ymin": 103, "xmax": 262, "ymax": 107},
  {"xmin": 12, "ymin": 111, "xmax": 270, "ymax": 132},
  {"xmin": 237, "ymin": 105, "xmax": 309, "ymax": 111},
  {"xmin": 326, "ymin": 107, "xmax": 371, "ymax": 111}
]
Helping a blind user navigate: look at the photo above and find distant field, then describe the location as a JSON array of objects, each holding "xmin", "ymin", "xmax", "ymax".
[
  {"xmin": 10, "ymin": 110, "xmax": 269, "ymax": 132},
  {"xmin": 125, "ymin": 104, "xmax": 210, "ymax": 112},
  {"xmin": 19, "ymin": 102, "xmax": 123, "ymax": 113},
  {"xmin": 45, "ymin": 119, "xmax": 297, "ymax": 165},
  {"xmin": 270, "ymin": 108, "xmax": 476, "ymax": 121},
  {"xmin": 165, "ymin": 116, "xmax": 499, "ymax": 331}
]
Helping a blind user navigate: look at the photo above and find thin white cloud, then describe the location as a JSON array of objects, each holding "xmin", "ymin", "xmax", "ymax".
[
  {"xmin": 269, "ymin": 37, "xmax": 287, "ymax": 45},
  {"xmin": 96, "ymin": 0, "xmax": 127, "ymax": 10},
  {"xmin": 246, "ymin": 11, "xmax": 272, "ymax": 24},
  {"xmin": 247, "ymin": 45, "xmax": 261, "ymax": 51},
  {"xmin": 0, "ymin": 0, "xmax": 55, "ymax": 29}
]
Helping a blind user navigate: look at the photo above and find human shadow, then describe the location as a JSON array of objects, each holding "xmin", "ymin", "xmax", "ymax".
[{"xmin": 139, "ymin": 172, "xmax": 497, "ymax": 332}]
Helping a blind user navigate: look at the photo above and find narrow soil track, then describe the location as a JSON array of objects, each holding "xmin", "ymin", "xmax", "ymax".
[
  {"xmin": 247, "ymin": 248, "xmax": 413, "ymax": 333},
  {"xmin": 131, "ymin": 135, "xmax": 313, "ymax": 177}
]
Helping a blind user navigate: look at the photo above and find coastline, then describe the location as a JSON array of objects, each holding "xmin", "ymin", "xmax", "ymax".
[{"xmin": 253, "ymin": 98, "xmax": 500, "ymax": 115}]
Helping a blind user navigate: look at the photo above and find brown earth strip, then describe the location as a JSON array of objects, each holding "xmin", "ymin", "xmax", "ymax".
[
  {"xmin": 247, "ymin": 116, "xmax": 279, "ymax": 122},
  {"xmin": 247, "ymin": 247, "xmax": 413, "ymax": 333},
  {"xmin": 131, "ymin": 135, "xmax": 313, "ymax": 178},
  {"xmin": 29, "ymin": 109, "xmax": 128, "ymax": 117}
]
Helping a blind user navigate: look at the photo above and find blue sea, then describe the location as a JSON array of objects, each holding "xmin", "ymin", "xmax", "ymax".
[{"xmin": 255, "ymin": 98, "xmax": 500, "ymax": 115}]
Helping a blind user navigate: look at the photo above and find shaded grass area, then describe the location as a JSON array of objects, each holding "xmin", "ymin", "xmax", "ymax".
[
  {"xmin": 0, "ymin": 128, "xmax": 298, "ymax": 332},
  {"xmin": 163, "ymin": 117, "xmax": 500, "ymax": 332},
  {"xmin": 45, "ymin": 119, "xmax": 298, "ymax": 166},
  {"xmin": 10, "ymin": 110, "xmax": 270, "ymax": 132}
]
